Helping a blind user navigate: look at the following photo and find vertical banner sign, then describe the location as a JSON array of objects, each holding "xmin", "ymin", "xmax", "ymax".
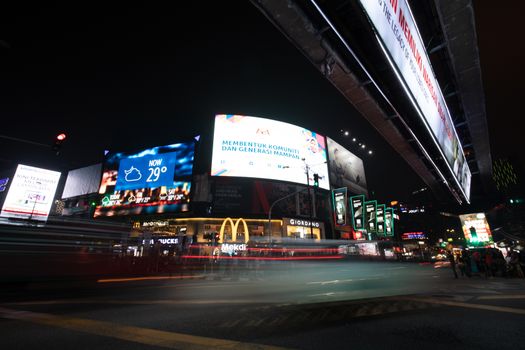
[
  {"xmin": 350, "ymin": 195, "xmax": 365, "ymax": 231},
  {"xmin": 365, "ymin": 200, "xmax": 377, "ymax": 234},
  {"xmin": 376, "ymin": 204, "xmax": 386, "ymax": 236},
  {"xmin": 357, "ymin": 0, "xmax": 472, "ymax": 202},
  {"xmin": 385, "ymin": 208, "xmax": 394, "ymax": 236},
  {"xmin": 332, "ymin": 187, "xmax": 348, "ymax": 226}
]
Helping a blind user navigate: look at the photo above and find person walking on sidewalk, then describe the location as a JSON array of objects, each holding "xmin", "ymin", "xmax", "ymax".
[{"xmin": 448, "ymin": 250, "xmax": 458, "ymax": 279}]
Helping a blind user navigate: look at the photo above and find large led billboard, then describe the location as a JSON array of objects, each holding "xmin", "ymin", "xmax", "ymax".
[
  {"xmin": 459, "ymin": 212, "xmax": 493, "ymax": 246},
  {"xmin": 211, "ymin": 114, "xmax": 330, "ymax": 190},
  {"xmin": 327, "ymin": 138, "xmax": 367, "ymax": 195},
  {"xmin": 62, "ymin": 163, "xmax": 102, "ymax": 199},
  {"xmin": 0, "ymin": 164, "xmax": 61, "ymax": 222},
  {"xmin": 94, "ymin": 142, "xmax": 194, "ymax": 217},
  {"xmin": 358, "ymin": 0, "xmax": 471, "ymax": 202}
]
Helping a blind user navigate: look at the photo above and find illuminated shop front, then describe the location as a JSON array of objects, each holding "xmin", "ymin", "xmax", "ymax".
[
  {"xmin": 132, "ymin": 217, "xmax": 285, "ymax": 244},
  {"xmin": 283, "ymin": 217, "xmax": 324, "ymax": 240}
]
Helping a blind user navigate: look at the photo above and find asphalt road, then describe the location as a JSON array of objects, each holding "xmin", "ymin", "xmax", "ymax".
[{"xmin": 1, "ymin": 260, "xmax": 524, "ymax": 349}]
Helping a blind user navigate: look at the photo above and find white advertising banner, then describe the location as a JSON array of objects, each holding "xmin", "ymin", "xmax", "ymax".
[
  {"xmin": 211, "ymin": 114, "xmax": 330, "ymax": 190},
  {"xmin": 1, "ymin": 164, "xmax": 61, "ymax": 221},
  {"xmin": 358, "ymin": 0, "xmax": 471, "ymax": 201}
]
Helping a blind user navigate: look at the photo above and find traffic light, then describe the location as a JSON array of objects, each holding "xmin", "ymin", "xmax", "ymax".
[
  {"xmin": 52, "ymin": 133, "xmax": 67, "ymax": 154},
  {"xmin": 313, "ymin": 173, "xmax": 319, "ymax": 187}
]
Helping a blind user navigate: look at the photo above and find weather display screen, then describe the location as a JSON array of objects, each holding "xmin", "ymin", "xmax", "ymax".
[{"xmin": 94, "ymin": 142, "xmax": 194, "ymax": 217}]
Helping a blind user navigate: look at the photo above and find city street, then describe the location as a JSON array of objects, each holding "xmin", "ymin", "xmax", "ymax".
[{"xmin": 1, "ymin": 260, "xmax": 524, "ymax": 349}]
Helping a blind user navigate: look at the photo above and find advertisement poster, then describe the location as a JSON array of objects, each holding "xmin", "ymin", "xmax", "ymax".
[
  {"xmin": 211, "ymin": 114, "xmax": 330, "ymax": 190},
  {"xmin": 385, "ymin": 207, "xmax": 394, "ymax": 236},
  {"xmin": 376, "ymin": 204, "xmax": 386, "ymax": 236},
  {"xmin": 357, "ymin": 0, "xmax": 471, "ymax": 201},
  {"xmin": 365, "ymin": 200, "xmax": 377, "ymax": 233},
  {"xmin": 459, "ymin": 212, "xmax": 493, "ymax": 245},
  {"xmin": 327, "ymin": 138, "xmax": 368, "ymax": 195},
  {"xmin": 0, "ymin": 164, "xmax": 61, "ymax": 221},
  {"xmin": 94, "ymin": 142, "xmax": 194, "ymax": 217},
  {"xmin": 350, "ymin": 195, "xmax": 365, "ymax": 231},
  {"xmin": 332, "ymin": 187, "xmax": 347, "ymax": 226}
]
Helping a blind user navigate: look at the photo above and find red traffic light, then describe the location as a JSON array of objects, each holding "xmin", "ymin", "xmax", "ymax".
[{"xmin": 56, "ymin": 133, "xmax": 67, "ymax": 141}]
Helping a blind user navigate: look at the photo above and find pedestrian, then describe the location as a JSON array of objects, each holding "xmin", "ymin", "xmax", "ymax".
[
  {"xmin": 509, "ymin": 251, "xmax": 524, "ymax": 278},
  {"xmin": 463, "ymin": 250, "xmax": 472, "ymax": 277},
  {"xmin": 448, "ymin": 251, "xmax": 458, "ymax": 279},
  {"xmin": 472, "ymin": 250, "xmax": 481, "ymax": 275},
  {"xmin": 457, "ymin": 253, "xmax": 467, "ymax": 277},
  {"xmin": 484, "ymin": 250, "xmax": 494, "ymax": 278}
]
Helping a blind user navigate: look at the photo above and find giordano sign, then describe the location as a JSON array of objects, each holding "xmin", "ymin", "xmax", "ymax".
[
  {"xmin": 219, "ymin": 217, "xmax": 250, "ymax": 243},
  {"xmin": 284, "ymin": 218, "xmax": 322, "ymax": 228}
]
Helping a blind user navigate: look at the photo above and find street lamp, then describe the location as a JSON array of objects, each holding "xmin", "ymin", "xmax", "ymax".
[{"xmin": 268, "ymin": 188, "xmax": 307, "ymax": 242}]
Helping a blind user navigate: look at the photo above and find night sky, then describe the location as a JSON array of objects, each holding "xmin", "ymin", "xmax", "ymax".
[{"xmin": 0, "ymin": 1, "xmax": 522, "ymax": 206}]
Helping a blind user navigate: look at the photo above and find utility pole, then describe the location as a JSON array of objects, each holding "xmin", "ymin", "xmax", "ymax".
[{"xmin": 303, "ymin": 159, "xmax": 314, "ymax": 239}]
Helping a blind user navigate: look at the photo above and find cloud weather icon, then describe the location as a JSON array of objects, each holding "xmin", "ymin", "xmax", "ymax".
[{"xmin": 124, "ymin": 166, "xmax": 142, "ymax": 182}]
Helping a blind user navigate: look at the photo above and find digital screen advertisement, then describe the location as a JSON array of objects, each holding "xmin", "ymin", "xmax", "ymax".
[
  {"xmin": 332, "ymin": 187, "xmax": 347, "ymax": 226},
  {"xmin": 357, "ymin": 0, "xmax": 471, "ymax": 202},
  {"xmin": 211, "ymin": 114, "xmax": 330, "ymax": 190},
  {"xmin": 94, "ymin": 142, "xmax": 194, "ymax": 217},
  {"xmin": 385, "ymin": 208, "xmax": 394, "ymax": 236},
  {"xmin": 365, "ymin": 200, "xmax": 377, "ymax": 233},
  {"xmin": 376, "ymin": 204, "xmax": 385, "ymax": 236},
  {"xmin": 350, "ymin": 195, "xmax": 365, "ymax": 231},
  {"xmin": 0, "ymin": 164, "xmax": 61, "ymax": 222},
  {"xmin": 459, "ymin": 212, "xmax": 493, "ymax": 245},
  {"xmin": 327, "ymin": 138, "xmax": 368, "ymax": 195}
]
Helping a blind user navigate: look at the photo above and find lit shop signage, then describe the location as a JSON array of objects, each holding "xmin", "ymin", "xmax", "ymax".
[
  {"xmin": 332, "ymin": 187, "xmax": 347, "ymax": 226},
  {"xmin": 211, "ymin": 114, "xmax": 330, "ymax": 190},
  {"xmin": 358, "ymin": 0, "xmax": 471, "ymax": 202},
  {"xmin": 142, "ymin": 238, "xmax": 179, "ymax": 245},
  {"xmin": 285, "ymin": 218, "xmax": 321, "ymax": 228},
  {"xmin": 350, "ymin": 195, "xmax": 365, "ymax": 231},
  {"xmin": 0, "ymin": 164, "xmax": 61, "ymax": 222},
  {"xmin": 402, "ymin": 232, "xmax": 426, "ymax": 240},
  {"xmin": 385, "ymin": 208, "xmax": 394, "ymax": 236},
  {"xmin": 221, "ymin": 243, "xmax": 247, "ymax": 255},
  {"xmin": 219, "ymin": 217, "xmax": 250, "ymax": 243},
  {"xmin": 95, "ymin": 142, "xmax": 194, "ymax": 217},
  {"xmin": 142, "ymin": 220, "xmax": 169, "ymax": 227},
  {"xmin": 459, "ymin": 212, "xmax": 493, "ymax": 245},
  {"xmin": 376, "ymin": 204, "xmax": 386, "ymax": 236},
  {"xmin": 365, "ymin": 200, "xmax": 377, "ymax": 233}
]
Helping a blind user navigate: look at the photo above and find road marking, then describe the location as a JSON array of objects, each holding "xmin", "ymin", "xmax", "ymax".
[
  {"xmin": 405, "ymin": 297, "xmax": 525, "ymax": 315},
  {"xmin": 477, "ymin": 294, "xmax": 525, "ymax": 300},
  {"xmin": 308, "ymin": 292, "xmax": 337, "ymax": 297},
  {"xmin": 306, "ymin": 277, "xmax": 380, "ymax": 285},
  {"xmin": 0, "ymin": 307, "xmax": 292, "ymax": 350},
  {"xmin": 97, "ymin": 275, "xmax": 205, "ymax": 283},
  {"xmin": 6, "ymin": 298, "xmax": 266, "ymax": 306}
]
